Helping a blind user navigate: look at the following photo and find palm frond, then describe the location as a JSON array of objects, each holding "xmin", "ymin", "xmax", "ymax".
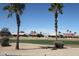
[
  {"xmin": 3, "ymin": 5, "xmax": 10, "ymax": 10},
  {"xmin": 11, "ymin": 3, "xmax": 25, "ymax": 15},
  {"xmin": 7, "ymin": 11, "xmax": 13, "ymax": 18},
  {"xmin": 3, "ymin": 3, "xmax": 26, "ymax": 17},
  {"xmin": 59, "ymin": 9, "xmax": 63, "ymax": 14},
  {"xmin": 58, "ymin": 4, "xmax": 63, "ymax": 14},
  {"xmin": 48, "ymin": 7, "xmax": 53, "ymax": 11},
  {"xmin": 48, "ymin": 3, "xmax": 63, "ymax": 14}
]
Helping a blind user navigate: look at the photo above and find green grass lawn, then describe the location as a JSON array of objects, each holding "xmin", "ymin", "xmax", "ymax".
[{"xmin": 10, "ymin": 39, "xmax": 79, "ymax": 45}]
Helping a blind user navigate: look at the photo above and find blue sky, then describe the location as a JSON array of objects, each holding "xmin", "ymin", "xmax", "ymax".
[{"xmin": 0, "ymin": 3, "xmax": 79, "ymax": 34}]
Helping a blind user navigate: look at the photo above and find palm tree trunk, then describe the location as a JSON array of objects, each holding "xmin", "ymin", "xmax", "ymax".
[
  {"xmin": 55, "ymin": 18, "xmax": 58, "ymax": 41},
  {"xmin": 16, "ymin": 25, "xmax": 20, "ymax": 49},
  {"xmin": 16, "ymin": 13, "xmax": 20, "ymax": 50},
  {"xmin": 55, "ymin": 12, "xmax": 58, "ymax": 41}
]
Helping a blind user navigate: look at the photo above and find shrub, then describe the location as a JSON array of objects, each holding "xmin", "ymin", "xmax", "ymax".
[
  {"xmin": 54, "ymin": 41, "xmax": 64, "ymax": 49},
  {"xmin": 1, "ymin": 37, "xmax": 10, "ymax": 46},
  {"xmin": 0, "ymin": 28, "xmax": 11, "ymax": 47}
]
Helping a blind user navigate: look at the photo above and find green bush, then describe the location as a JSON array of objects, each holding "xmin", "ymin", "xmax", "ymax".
[
  {"xmin": 54, "ymin": 41, "xmax": 64, "ymax": 49},
  {"xmin": 0, "ymin": 28, "xmax": 11, "ymax": 47},
  {"xmin": 1, "ymin": 37, "xmax": 10, "ymax": 46}
]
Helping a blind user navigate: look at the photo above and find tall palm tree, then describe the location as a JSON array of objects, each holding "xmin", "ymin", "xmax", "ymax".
[
  {"xmin": 74, "ymin": 32, "xmax": 77, "ymax": 38},
  {"xmin": 66, "ymin": 30, "xmax": 69, "ymax": 38},
  {"xmin": 69, "ymin": 30, "xmax": 72, "ymax": 38},
  {"xmin": 3, "ymin": 3, "xmax": 25, "ymax": 50},
  {"xmin": 48, "ymin": 3, "xmax": 63, "ymax": 40},
  {"xmin": 74, "ymin": 32, "xmax": 77, "ymax": 34},
  {"xmin": 58, "ymin": 31, "xmax": 61, "ymax": 35},
  {"xmin": 69, "ymin": 30, "xmax": 72, "ymax": 33},
  {"xmin": 58, "ymin": 31, "xmax": 61, "ymax": 38},
  {"xmin": 67, "ymin": 29, "xmax": 69, "ymax": 33}
]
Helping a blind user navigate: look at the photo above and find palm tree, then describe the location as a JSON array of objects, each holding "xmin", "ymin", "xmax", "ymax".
[
  {"xmin": 58, "ymin": 31, "xmax": 61, "ymax": 35},
  {"xmin": 69, "ymin": 30, "xmax": 72, "ymax": 38},
  {"xmin": 69, "ymin": 30, "xmax": 71, "ymax": 33},
  {"xmin": 74, "ymin": 32, "xmax": 77, "ymax": 38},
  {"xmin": 67, "ymin": 29, "xmax": 69, "ymax": 33},
  {"xmin": 48, "ymin": 3, "xmax": 63, "ymax": 40},
  {"xmin": 58, "ymin": 31, "xmax": 61, "ymax": 38},
  {"xmin": 74, "ymin": 32, "xmax": 77, "ymax": 34},
  {"xmin": 3, "ymin": 3, "xmax": 25, "ymax": 50}
]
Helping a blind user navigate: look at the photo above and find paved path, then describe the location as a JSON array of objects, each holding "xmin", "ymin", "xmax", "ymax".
[{"xmin": 0, "ymin": 43, "xmax": 79, "ymax": 56}]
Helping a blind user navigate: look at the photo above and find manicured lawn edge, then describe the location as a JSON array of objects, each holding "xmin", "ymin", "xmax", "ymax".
[{"xmin": 9, "ymin": 39, "xmax": 79, "ymax": 45}]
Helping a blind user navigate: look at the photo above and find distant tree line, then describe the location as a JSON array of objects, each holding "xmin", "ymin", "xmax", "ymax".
[
  {"xmin": 0, "ymin": 27, "xmax": 11, "ymax": 36},
  {"xmin": 0, "ymin": 28, "xmax": 78, "ymax": 38}
]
